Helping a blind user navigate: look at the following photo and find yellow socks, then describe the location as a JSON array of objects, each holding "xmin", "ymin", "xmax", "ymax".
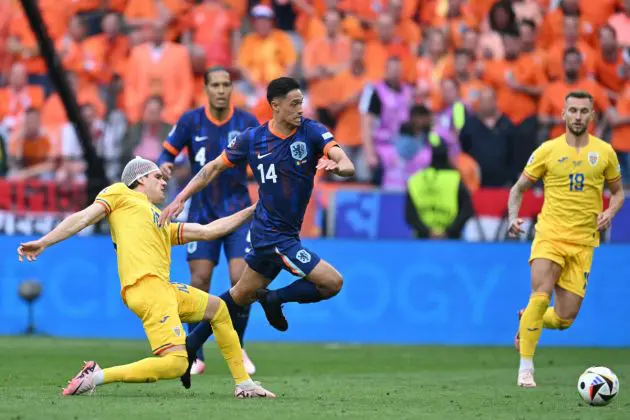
[
  {"xmin": 102, "ymin": 350, "xmax": 188, "ymax": 384},
  {"xmin": 519, "ymin": 292, "xmax": 550, "ymax": 360},
  {"xmin": 542, "ymin": 307, "xmax": 574, "ymax": 330},
  {"xmin": 211, "ymin": 299, "xmax": 250, "ymax": 384}
]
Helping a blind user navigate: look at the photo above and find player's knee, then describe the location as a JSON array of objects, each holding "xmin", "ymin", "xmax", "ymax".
[
  {"xmin": 557, "ymin": 317, "xmax": 574, "ymax": 330},
  {"xmin": 190, "ymin": 272, "xmax": 211, "ymax": 291},
  {"xmin": 230, "ymin": 284, "xmax": 257, "ymax": 306},
  {"xmin": 164, "ymin": 351, "xmax": 189, "ymax": 377},
  {"xmin": 321, "ymin": 272, "xmax": 343, "ymax": 298}
]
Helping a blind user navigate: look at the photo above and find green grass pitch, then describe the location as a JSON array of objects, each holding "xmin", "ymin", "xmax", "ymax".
[{"xmin": 0, "ymin": 337, "xmax": 628, "ymax": 419}]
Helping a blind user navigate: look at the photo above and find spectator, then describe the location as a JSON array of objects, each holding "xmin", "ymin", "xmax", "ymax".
[
  {"xmin": 405, "ymin": 141, "xmax": 474, "ymax": 240},
  {"xmin": 183, "ymin": 0, "xmax": 241, "ymax": 69},
  {"xmin": 608, "ymin": 0, "xmax": 630, "ymax": 48},
  {"xmin": 434, "ymin": 78, "xmax": 466, "ymax": 145},
  {"xmin": 381, "ymin": 104, "xmax": 443, "ymax": 190},
  {"xmin": 7, "ymin": 108, "xmax": 55, "ymax": 180},
  {"xmin": 450, "ymin": 48, "xmax": 487, "ymax": 111},
  {"xmin": 303, "ymin": 9, "xmax": 351, "ymax": 120},
  {"xmin": 387, "ymin": 0, "xmax": 422, "ymax": 55},
  {"xmin": 124, "ymin": 21, "xmax": 193, "ymax": 124},
  {"xmin": 415, "ymin": 29, "xmax": 449, "ymax": 107},
  {"xmin": 539, "ymin": 48, "xmax": 612, "ymax": 139},
  {"xmin": 511, "ymin": 0, "xmax": 543, "ymax": 25},
  {"xmin": 0, "ymin": 62, "xmax": 45, "ymax": 134},
  {"xmin": 477, "ymin": 0, "xmax": 518, "ymax": 60},
  {"xmin": 546, "ymin": 15, "xmax": 596, "ymax": 81},
  {"xmin": 83, "ymin": 12, "xmax": 130, "ymax": 86},
  {"xmin": 459, "ymin": 88, "xmax": 518, "ymax": 187},
  {"xmin": 57, "ymin": 103, "xmax": 121, "ymax": 183},
  {"xmin": 538, "ymin": 0, "xmax": 595, "ymax": 50},
  {"xmin": 360, "ymin": 56, "xmax": 413, "ymax": 183},
  {"xmin": 365, "ymin": 13, "xmax": 415, "ymax": 84},
  {"xmin": 327, "ymin": 39, "xmax": 371, "ymax": 182},
  {"xmin": 480, "ymin": 29, "xmax": 544, "ymax": 167},
  {"xmin": 518, "ymin": 19, "xmax": 547, "ymax": 78},
  {"xmin": 610, "ymin": 82, "xmax": 630, "ymax": 181},
  {"xmin": 121, "ymin": 96, "xmax": 172, "ymax": 165},
  {"xmin": 432, "ymin": 0, "xmax": 479, "ymax": 50},
  {"xmin": 595, "ymin": 25, "xmax": 627, "ymax": 101},
  {"xmin": 124, "ymin": 0, "xmax": 191, "ymax": 42},
  {"xmin": 237, "ymin": 5, "xmax": 296, "ymax": 95}
]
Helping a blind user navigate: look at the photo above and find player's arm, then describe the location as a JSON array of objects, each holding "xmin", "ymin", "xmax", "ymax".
[
  {"xmin": 507, "ymin": 174, "xmax": 536, "ymax": 237},
  {"xmin": 158, "ymin": 155, "xmax": 231, "ymax": 225},
  {"xmin": 17, "ymin": 203, "xmax": 108, "ymax": 262},
  {"xmin": 178, "ymin": 203, "xmax": 256, "ymax": 244},
  {"xmin": 597, "ymin": 156, "xmax": 625, "ymax": 231},
  {"xmin": 158, "ymin": 115, "xmax": 191, "ymax": 180},
  {"xmin": 318, "ymin": 145, "xmax": 355, "ymax": 177}
]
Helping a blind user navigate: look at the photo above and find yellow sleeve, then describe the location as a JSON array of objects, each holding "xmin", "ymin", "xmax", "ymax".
[
  {"xmin": 523, "ymin": 143, "xmax": 550, "ymax": 181},
  {"xmin": 94, "ymin": 183, "xmax": 126, "ymax": 215},
  {"xmin": 168, "ymin": 222, "xmax": 185, "ymax": 246},
  {"xmin": 604, "ymin": 146, "xmax": 622, "ymax": 183}
]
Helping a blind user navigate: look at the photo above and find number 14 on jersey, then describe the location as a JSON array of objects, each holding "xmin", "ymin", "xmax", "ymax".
[{"xmin": 257, "ymin": 163, "xmax": 278, "ymax": 184}]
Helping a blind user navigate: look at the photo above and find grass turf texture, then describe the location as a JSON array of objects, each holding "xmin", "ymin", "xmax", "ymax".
[{"xmin": 0, "ymin": 337, "xmax": 628, "ymax": 419}]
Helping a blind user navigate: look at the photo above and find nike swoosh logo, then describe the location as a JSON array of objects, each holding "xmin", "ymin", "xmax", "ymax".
[
  {"xmin": 245, "ymin": 247, "xmax": 252, "ymax": 253},
  {"xmin": 194, "ymin": 136, "xmax": 208, "ymax": 142},
  {"xmin": 527, "ymin": 328, "xmax": 539, "ymax": 332},
  {"xmin": 257, "ymin": 152, "xmax": 272, "ymax": 159}
]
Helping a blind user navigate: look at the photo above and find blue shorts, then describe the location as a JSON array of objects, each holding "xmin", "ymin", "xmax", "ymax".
[
  {"xmin": 244, "ymin": 238, "xmax": 321, "ymax": 280},
  {"xmin": 186, "ymin": 224, "xmax": 249, "ymax": 265}
]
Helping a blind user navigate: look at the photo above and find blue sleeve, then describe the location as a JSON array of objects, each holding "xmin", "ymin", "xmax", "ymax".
[
  {"xmin": 224, "ymin": 129, "xmax": 251, "ymax": 167},
  {"xmin": 308, "ymin": 120, "xmax": 338, "ymax": 157},
  {"xmin": 157, "ymin": 113, "xmax": 192, "ymax": 164},
  {"xmin": 247, "ymin": 112, "xmax": 260, "ymax": 128}
]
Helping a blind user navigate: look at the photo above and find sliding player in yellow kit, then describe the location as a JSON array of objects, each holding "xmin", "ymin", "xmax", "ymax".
[
  {"xmin": 507, "ymin": 90, "xmax": 624, "ymax": 388},
  {"xmin": 17, "ymin": 157, "xmax": 275, "ymax": 398}
]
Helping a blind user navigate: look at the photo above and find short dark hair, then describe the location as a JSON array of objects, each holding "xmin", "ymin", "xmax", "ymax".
[
  {"xmin": 519, "ymin": 19, "xmax": 536, "ymax": 31},
  {"xmin": 24, "ymin": 107, "xmax": 39, "ymax": 116},
  {"xmin": 203, "ymin": 66, "xmax": 230, "ymax": 85},
  {"xmin": 128, "ymin": 179, "xmax": 140, "ymax": 189},
  {"xmin": 410, "ymin": 104, "xmax": 431, "ymax": 117},
  {"xmin": 599, "ymin": 24, "xmax": 617, "ymax": 39},
  {"xmin": 266, "ymin": 77, "xmax": 300, "ymax": 104},
  {"xmin": 454, "ymin": 48, "xmax": 473, "ymax": 60},
  {"xmin": 563, "ymin": 47, "xmax": 582, "ymax": 62},
  {"xmin": 565, "ymin": 90, "xmax": 594, "ymax": 103}
]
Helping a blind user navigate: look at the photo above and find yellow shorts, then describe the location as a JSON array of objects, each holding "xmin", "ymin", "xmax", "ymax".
[
  {"xmin": 124, "ymin": 276, "xmax": 209, "ymax": 355},
  {"xmin": 529, "ymin": 237, "xmax": 594, "ymax": 298}
]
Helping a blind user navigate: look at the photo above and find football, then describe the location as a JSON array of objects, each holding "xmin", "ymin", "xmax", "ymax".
[{"xmin": 577, "ymin": 367, "xmax": 620, "ymax": 406}]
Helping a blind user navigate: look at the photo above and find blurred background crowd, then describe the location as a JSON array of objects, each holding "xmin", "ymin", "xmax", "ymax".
[{"xmin": 0, "ymin": 0, "xmax": 629, "ymax": 238}]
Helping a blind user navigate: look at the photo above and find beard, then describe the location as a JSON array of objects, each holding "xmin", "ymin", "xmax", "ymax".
[
  {"xmin": 568, "ymin": 123, "xmax": 588, "ymax": 136},
  {"xmin": 565, "ymin": 70, "xmax": 579, "ymax": 81}
]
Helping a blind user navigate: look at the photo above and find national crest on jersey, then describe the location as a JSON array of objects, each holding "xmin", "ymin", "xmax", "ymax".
[
  {"xmin": 224, "ymin": 118, "xmax": 338, "ymax": 247},
  {"xmin": 159, "ymin": 106, "xmax": 259, "ymax": 221},
  {"xmin": 588, "ymin": 152, "xmax": 599, "ymax": 166}
]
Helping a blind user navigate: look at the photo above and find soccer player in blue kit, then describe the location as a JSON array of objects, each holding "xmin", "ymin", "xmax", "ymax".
[
  {"xmin": 160, "ymin": 77, "xmax": 355, "ymax": 388},
  {"xmin": 157, "ymin": 66, "xmax": 259, "ymax": 376}
]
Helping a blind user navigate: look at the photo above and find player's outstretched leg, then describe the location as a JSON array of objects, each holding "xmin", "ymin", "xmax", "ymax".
[
  {"xmin": 182, "ymin": 294, "xmax": 275, "ymax": 398},
  {"xmin": 62, "ymin": 350, "xmax": 189, "ymax": 396},
  {"xmin": 259, "ymin": 259, "xmax": 343, "ymax": 331},
  {"xmin": 517, "ymin": 259, "xmax": 561, "ymax": 388}
]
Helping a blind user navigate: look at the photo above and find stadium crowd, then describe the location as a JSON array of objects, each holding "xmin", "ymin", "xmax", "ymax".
[{"xmin": 0, "ymin": 0, "xmax": 629, "ymax": 190}]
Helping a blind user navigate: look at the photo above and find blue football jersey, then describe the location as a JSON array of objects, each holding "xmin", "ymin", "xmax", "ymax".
[
  {"xmin": 158, "ymin": 106, "xmax": 259, "ymax": 221},
  {"xmin": 223, "ymin": 118, "xmax": 338, "ymax": 247}
]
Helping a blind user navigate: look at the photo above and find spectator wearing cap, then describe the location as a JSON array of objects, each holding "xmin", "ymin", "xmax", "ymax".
[
  {"xmin": 459, "ymin": 88, "xmax": 518, "ymax": 187},
  {"xmin": 405, "ymin": 138, "xmax": 474, "ymax": 240},
  {"xmin": 237, "ymin": 5, "xmax": 297, "ymax": 95}
]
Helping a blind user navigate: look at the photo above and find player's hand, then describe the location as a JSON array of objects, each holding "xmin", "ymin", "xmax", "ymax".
[
  {"xmin": 160, "ymin": 162, "xmax": 174, "ymax": 181},
  {"xmin": 316, "ymin": 157, "xmax": 340, "ymax": 173},
  {"xmin": 17, "ymin": 240, "xmax": 46, "ymax": 262},
  {"xmin": 597, "ymin": 210, "xmax": 613, "ymax": 232},
  {"xmin": 508, "ymin": 218, "xmax": 525, "ymax": 237},
  {"xmin": 158, "ymin": 198, "xmax": 185, "ymax": 227}
]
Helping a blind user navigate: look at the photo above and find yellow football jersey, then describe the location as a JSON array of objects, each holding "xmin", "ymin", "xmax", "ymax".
[
  {"xmin": 523, "ymin": 135, "xmax": 621, "ymax": 247},
  {"xmin": 95, "ymin": 183, "xmax": 183, "ymax": 295}
]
